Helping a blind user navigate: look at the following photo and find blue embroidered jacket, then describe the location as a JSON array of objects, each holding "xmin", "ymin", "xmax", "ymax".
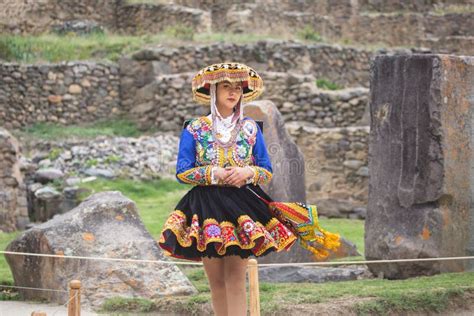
[{"xmin": 175, "ymin": 116, "xmax": 273, "ymax": 185}]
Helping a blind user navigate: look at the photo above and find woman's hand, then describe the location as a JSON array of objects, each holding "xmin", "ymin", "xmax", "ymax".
[
  {"xmin": 213, "ymin": 167, "xmax": 232, "ymax": 183},
  {"xmin": 222, "ymin": 166, "xmax": 254, "ymax": 187}
]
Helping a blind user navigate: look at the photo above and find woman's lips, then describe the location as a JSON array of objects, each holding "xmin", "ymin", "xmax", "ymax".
[{"xmin": 227, "ymin": 98, "xmax": 236, "ymax": 102}]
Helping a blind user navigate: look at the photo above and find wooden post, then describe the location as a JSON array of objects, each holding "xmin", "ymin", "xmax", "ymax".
[
  {"xmin": 31, "ymin": 312, "xmax": 47, "ymax": 316},
  {"xmin": 68, "ymin": 280, "xmax": 81, "ymax": 316},
  {"xmin": 248, "ymin": 259, "xmax": 260, "ymax": 316}
]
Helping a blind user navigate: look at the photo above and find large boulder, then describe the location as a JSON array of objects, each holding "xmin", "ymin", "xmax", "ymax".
[
  {"xmin": 5, "ymin": 191, "xmax": 196, "ymax": 308},
  {"xmin": 244, "ymin": 100, "xmax": 306, "ymax": 203},
  {"xmin": 0, "ymin": 128, "xmax": 29, "ymax": 232},
  {"xmin": 366, "ymin": 54, "xmax": 474, "ymax": 279},
  {"xmin": 245, "ymin": 101, "xmax": 360, "ymax": 263}
]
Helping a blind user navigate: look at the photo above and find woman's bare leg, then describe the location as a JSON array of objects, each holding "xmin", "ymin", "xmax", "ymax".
[
  {"xmin": 224, "ymin": 255, "xmax": 249, "ymax": 316},
  {"xmin": 202, "ymin": 257, "xmax": 227, "ymax": 316}
]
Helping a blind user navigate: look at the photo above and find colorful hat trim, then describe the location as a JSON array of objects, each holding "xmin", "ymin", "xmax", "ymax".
[{"xmin": 192, "ymin": 62, "xmax": 264, "ymax": 105}]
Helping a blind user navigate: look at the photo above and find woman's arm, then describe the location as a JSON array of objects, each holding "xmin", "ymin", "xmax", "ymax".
[
  {"xmin": 175, "ymin": 128, "xmax": 214, "ymax": 185},
  {"xmin": 248, "ymin": 122, "xmax": 273, "ymax": 185}
]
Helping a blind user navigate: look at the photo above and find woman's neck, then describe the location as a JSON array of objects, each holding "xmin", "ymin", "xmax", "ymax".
[{"xmin": 216, "ymin": 104, "xmax": 233, "ymax": 119}]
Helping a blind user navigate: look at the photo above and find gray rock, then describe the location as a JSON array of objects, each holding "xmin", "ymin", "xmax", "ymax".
[
  {"xmin": 0, "ymin": 128, "xmax": 29, "ymax": 232},
  {"xmin": 5, "ymin": 191, "xmax": 196, "ymax": 308},
  {"xmin": 65, "ymin": 177, "xmax": 82, "ymax": 186},
  {"xmin": 34, "ymin": 186, "xmax": 61, "ymax": 199},
  {"xmin": 245, "ymin": 100, "xmax": 306, "ymax": 203},
  {"xmin": 34, "ymin": 168, "xmax": 64, "ymax": 184},
  {"xmin": 343, "ymin": 160, "xmax": 364, "ymax": 170},
  {"xmin": 356, "ymin": 166, "xmax": 369, "ymax": 177},
  {"xmin": 30, "ymin": 186, "xmax": 63, "ymax": 222},
  {"xmin": 51, "ymin": 20, "xmax": 104, "ymax": 36},
  {"xmin": 83, "ymin": 168, "xmax": 115, "ymax": 179},
  {"xmin": 258, "ymin": 266, "xmax": 367, "ymax": 283},
  {"xmin": 366, "ymin": 54, "xmax": 474, "ymax": 279}
]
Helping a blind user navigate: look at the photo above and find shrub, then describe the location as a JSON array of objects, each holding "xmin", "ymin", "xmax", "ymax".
[
  {"xmin": 297, "ymin": 25, "xmax": 323, "ymax": 42},
  {"xmin": 164, "ymin": 24, "xmax": 194, "ymax": 41}
]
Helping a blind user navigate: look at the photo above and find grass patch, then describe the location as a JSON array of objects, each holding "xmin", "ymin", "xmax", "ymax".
[
  {"xmin": 0, "ymin": 31, "xmax": 292, "ymax": 64},
  {"xmin": 431, "ymin": 4, "xmax": 474, "ymax": 15},
  {"xmin": 78, "ymin": 178, "xmax": 188, "ymax": 237},
  {"xmin": 0, "ymin": 32, "xmax": 157, "ymax": 63},
  {"xmin": 322, "ymin": 218, "xmax": 365, "ymax": 256},
  {"xmin": 297, "ymin": 25, "xmax": 323, "ymax": 42},
  {"xmin": 100, "ymin": 297, "xmax": 155, "ymax": 312},
  {"xmin": 164, "ymin": 24, "xmax": 195, "ymax": 41},
  {"xmin": 355, "ymin": 288, "xmax": 466, "ymax": 315},
  {"xmin": 179, "ymin": 266, "xmax": 474, "ymax": 315},
  {"xmin": 316, "ymin": 78, "xmax": 343, "ymax": 90},
  {"xmin": 0, "ymin": 232, "xmax": 20, "ymax": 284},
  {"xmin": 15, "ymin": 119, "xmax": 143, "ymax": 141}
]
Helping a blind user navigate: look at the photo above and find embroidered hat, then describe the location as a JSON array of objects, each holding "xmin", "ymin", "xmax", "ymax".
[{"xmin": 192, "ymin": 62, "xmax": 264, "ymax": 105}]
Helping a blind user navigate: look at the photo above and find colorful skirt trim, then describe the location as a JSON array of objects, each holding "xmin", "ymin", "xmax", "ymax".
[{"xmin": 158, "ymin": 184, "xmax": 297, "ymax": 261}]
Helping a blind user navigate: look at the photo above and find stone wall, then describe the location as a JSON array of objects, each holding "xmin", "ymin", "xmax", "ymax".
[
  {"xmin": 0, "ymin": 41, "xmax": 372, "ymax": 130},
  {"xmin": 357, "ymin": 0, "xmax": 472, "ymax": 12},
  {"xmin": 115, "ymin": 2, "xmax": 210, "ymax": 35},
  {"xmin": 0, "ymin": 0, "xmax": 210, "ymax": 35},
  {"xmin": 287, "ymin": 124, "xmax": 369, "ymax": 219},
  {"xmin": 170, "ymin": 0, "xmax": 473, "ymax": 55},
  {"xmin": 0, "ymin": 128, "xmax": 29, "ymax": 232},
  {"xmin": 124, "ymin": 70, "xmax": 369, "ymax": 133},
  {"xmin": 121, "ymin": 40, "xmax": 373, "ymax": 94},
  {"xmin": 1, "ymin": 0, "xmax": 472, "ymax": 55},
  {"xmin": 0, "ymin": 0, "xmax": 119, "ymax": 35},
  {"xmin": 0, "ymin": 62, "xmax": 121, "ymax": 129}
]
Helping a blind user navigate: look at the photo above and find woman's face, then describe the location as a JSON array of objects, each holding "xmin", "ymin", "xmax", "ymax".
[{"xmin": 216, "ymin": 81, "xmax": 243, "ymax": 111}]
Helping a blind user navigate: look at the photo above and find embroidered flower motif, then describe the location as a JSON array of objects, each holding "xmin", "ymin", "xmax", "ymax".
[
  {"xmin": 242, "ymin": 121, "xmax": 256, "ymax": 137},
  {"xmin": 242, "ymin": 221, "xmax": 255, "ymax": 233},
  {"xmin": 237, "ymin": 145, "xmax": 247, "ymax": 158},
  {"xmin": 206, "ymin": 147, "xmax": 216, "ymax": 160},
  {"xmin": 191, "ymin": 119, "xmax": 201, "ymax": 129},
  {"xmin": 206, "ymin": 224, "xmax": 221, "ymax": 237}
]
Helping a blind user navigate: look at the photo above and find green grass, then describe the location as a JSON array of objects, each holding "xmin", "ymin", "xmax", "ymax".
[
  {"xmin": 0, "ymin": 232, "xmax": 20, "ymax": 284},
  {"xmin": 78, "ymin": 178, "xmax": 188, "ymax": 237},
  {"xmin": 100, "ymin": 296, "xmax": 156, "ymax": 313},
  {"xmin": 431, "ymin": 4, "xmax": 474, "ymax": 15},
  {"xmin": 297, "ymin": 25, "xmax": 323, "ymax": 42},
  {"xmin": 178, "ymin": 268, "xmax": 474, "ymax": 315},
  {"xmin": 316, "ymin": 78, "xmax": 343, "ymax": 90},
  {"xmin": 323, "ymin": 217, "xmax": 365, "ymax": 258},
  {"xmin": 0, "ymin": 32, "xmax": 289, "ymax": 63},
  {"xmin": 14, "ymin": 119, "xmax": 143, "ymax": 141},
  {"xmin": 0, "ymin": 33, "xmax": 153, "ymax": 63}
]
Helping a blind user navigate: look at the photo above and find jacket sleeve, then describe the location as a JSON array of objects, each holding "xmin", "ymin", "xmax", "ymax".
[
  {"xmin": 175, "ymin": 128, "xmax": 213, "ymax": 185},
  {"xmin": 248, "ymin": 122, "xmax": 273, "ymax": 185}
]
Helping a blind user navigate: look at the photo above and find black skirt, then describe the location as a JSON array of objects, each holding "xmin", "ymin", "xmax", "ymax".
[{"xmin": 159, "ymin": 184, "xmax": 297, "ymax": 261}]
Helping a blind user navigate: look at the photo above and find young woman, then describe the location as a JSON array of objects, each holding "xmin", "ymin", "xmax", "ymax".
[{"xmin": 159, "ymin": 62, "xmax": 297, "ymax": 315}]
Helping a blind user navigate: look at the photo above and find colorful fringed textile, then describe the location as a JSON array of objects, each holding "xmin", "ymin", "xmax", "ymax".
[{"xmin": 247, "ymin": 187, "xmax": 341, "ymax": 260}]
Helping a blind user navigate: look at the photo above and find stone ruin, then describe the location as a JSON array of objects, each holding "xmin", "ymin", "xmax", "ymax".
[
  {"xmin": 1, "ymin": 0, "xmax": 472, "ymax": 55},
  {"xmin": 0, "ymin": 128, "xmax": 29, "ymax": 232},
  {"xmin": 365, "ymin": 54, "xmax": 474, "ymax": 279}
]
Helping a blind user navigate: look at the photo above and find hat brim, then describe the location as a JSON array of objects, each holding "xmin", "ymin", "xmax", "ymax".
[{"xmin": 192, "ymin": 63, "xmax": 264, "ymax": 106}]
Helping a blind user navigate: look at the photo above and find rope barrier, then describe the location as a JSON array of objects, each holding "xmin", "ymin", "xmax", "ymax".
[
  {"xmin": 1, "ymin": 250, "xmax": 474, "ymax": 267},
  {"xmin": 0, "ymin": 284, "xmax": 68, "ymax": 293}
]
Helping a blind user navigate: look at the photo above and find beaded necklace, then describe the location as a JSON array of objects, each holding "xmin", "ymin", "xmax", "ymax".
[{"xmin": 209, "ymin": 84, "xmax": 243, "ymax": 149}]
